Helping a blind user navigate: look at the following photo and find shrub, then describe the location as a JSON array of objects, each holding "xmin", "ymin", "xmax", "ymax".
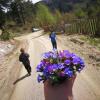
[{"xmin": 0, "ymin": 30, "xmax": 14, "ymax": 40}]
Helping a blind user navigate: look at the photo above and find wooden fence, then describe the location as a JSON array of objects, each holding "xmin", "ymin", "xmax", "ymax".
[{"xmin": 65, "ymin": 19, "xmax": 97, "ymax": 36}]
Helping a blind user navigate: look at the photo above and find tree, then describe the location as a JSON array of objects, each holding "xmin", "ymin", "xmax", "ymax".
[
  {"xmin": 54, "ymin": 10, "xmax": 62, "ymax": 23},
  {"xmin": 74, "ymin": 8, "xmax": 86, "ymax": 18},
  {"xmin": 0, "ymin": 7, "xmax": 5, "ymax": 28},
  {"xmin": 0, "ymin": 0, "xmax": 12, "ymax": 28},
  {"xmin": 10, "ymin": 0, "xmax": 26, "ymax": 24},
  {"xmin": 9, "ymin": 0, "xmax": 36, "ymax": 25},
  {"xmin": 87, "ymin": 0, "xmax": 100, "ymax": 36},
  {"xmin": 35, "ymin": 3, "xmax": 56, "ymax": 28}
]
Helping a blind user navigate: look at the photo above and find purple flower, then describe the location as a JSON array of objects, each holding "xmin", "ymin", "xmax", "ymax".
[
  {"xmin": 52, "ymin": 53, "xmax": 57, "ymax": 58},
  {"xmin": 52, "ymin": 64, "xmax": 58, "ymax": 71},
  {"xmin": 37, "ymin": 75, "xmax": 43, "ymax": 83},
  {"xmin": 36, "ymin": 64, "xmax": 42, "ymax": 72},
  {"xmin": 43, "ymin": 52, "xmax": 52, "ymax": 58},
  {"xmin": 36, "ymin": 61, "xmax": 45, "ymax": 72},
  {"xmin": 64, "ymin": 68, "xmax": 73, "ymax": 77},
  {"xmin": 43, "ymin": 68, "xmax": 50, "ymax": 78},
  {"xmin": 58, "ymin": 51, "xmax": 64, "ymax": 58},
  {"xmin": 71, "ymin": 53, "xmax": 77, "ymax": 57},
  {"xmin": 48, "ymin": 65, "xmax": 53, "ymax": 72},
  {"xmin": 63, "ymin": 50, "xmax": 72, "ymax": 58},
  {"xmin": 79, "ymin": 65, "xmax": 85, "ymax": 70},
  {"xmin": 63, "ymin": 50, "xmax": 69, "ymax": 54},
  {"xmin": 58, "ymin": 63, "xmax": 65, "ymax": 69},
  {"xmin": 64, "ymin": 60, "xmax": 71, "ymax": 65},
  {"xmin": 80, "ymin": 59, "xmax": 85, "ymax": 66},
  {"xmin": 72, "ymin": 56, "xmax": 81, "ymax": 65}
]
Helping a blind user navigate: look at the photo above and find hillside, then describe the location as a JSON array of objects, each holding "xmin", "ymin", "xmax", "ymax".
[{"xmin": 40, "ymin": 0, "xmax": 89, "ymax": 12}]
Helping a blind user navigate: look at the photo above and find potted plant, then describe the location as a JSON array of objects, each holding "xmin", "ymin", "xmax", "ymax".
[{"xmin": 36, "ymin": 50, "xmax": 85, "ymax": 100}]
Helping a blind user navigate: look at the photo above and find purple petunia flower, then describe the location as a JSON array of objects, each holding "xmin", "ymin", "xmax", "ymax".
[
  {"xmin": 36, "ymin": 64, "xmax": 42, "ymax": 72},
  {"xmin": 43, "ymin": 68, "xmax": 50, "ymax": 78},
  {"xmin": 36, "ymin": 61, "xmax": 45, "ymax": 72},
  {"xmin": 63, "ymin": 50, "xmax": 69, "ymax": 54},
  {"xmin": 58, "ymin": 51, "xmax": 64, "ymax": 58},
  {"xmin": 58, "ymin": 63, "xmax": 65, "ymax": 69},
  {"xmin": 48, "ymin": 65, "xmax": 53, "ymax": 72},
  {"xmin": 72, "ymin": 56, "xmax": 81, "ymax": 65},
  {"xmin": 52, "ymin": 53, "xmax": 57, "ymax": 58},
  {"xmin": 71, "ymin": 53, "xmax": 77, "ymax": 57},
  {"xmin": 66, "ymin": 54, "xmax": 72, "ymax": 59},
  {"xmin": 64, "ymin": 60, "xmax": 71, "ymax": 65},
  {"xmin": 37, "ymin": 75, "xmax": 43, "ymax": 83},
  {"xmin": 64, "ymin": 68, "xmax": 73, "ymax": 77},
  {"xmin": 52, "ymin": 64, "xmax": 58, "ymax": 71},
  {"xmin": 42, "ymin": 52, "xmax": 52, "ymax": 58},
  {"xmin": 80, "ymin": 59, "xmax": 85, "ymax": 66}
]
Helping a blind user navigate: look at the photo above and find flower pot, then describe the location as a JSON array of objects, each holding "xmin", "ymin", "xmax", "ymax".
[{"xmin": 44, "ymin": 75, "xmax": 76, "ymax": 100}]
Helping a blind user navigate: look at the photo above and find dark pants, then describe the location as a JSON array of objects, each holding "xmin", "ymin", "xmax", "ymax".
[
  {"xmin": 51, "ymin": 40, "xmax": 57, "ymax": 49},
  {"xmin": 23, "ymin": 63, "xmax": 31, "ymax": 74}
]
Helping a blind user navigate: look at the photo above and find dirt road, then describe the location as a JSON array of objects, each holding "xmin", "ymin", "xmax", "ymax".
[{"xmin": 10, "ymin": 31, "xmax": 100, "ymax": 100}]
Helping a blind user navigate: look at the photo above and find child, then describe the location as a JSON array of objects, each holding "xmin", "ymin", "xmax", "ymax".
[
  {"xmin": 49, "ymin": 31, "xmax": 57, "ymax": 50},
  {"xmin": 19, "ymin": 48, "xmax": 31, "ymax": 76}
]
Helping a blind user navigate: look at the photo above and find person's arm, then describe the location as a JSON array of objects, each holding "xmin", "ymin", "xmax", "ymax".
[
  {"xmin": 25, "ymin": 53, "xmax": 30, "ymax": 64},
  {"xmin": 54, "ymin": 32, "xmax": 57, "ymax": 40},
  {"xmin": 26, "ymin": 53, "xmax": 29, "ymax": 58},
  {"xmin": 19, "ymin": 55, "xmax": 22, "ymax": 62}
]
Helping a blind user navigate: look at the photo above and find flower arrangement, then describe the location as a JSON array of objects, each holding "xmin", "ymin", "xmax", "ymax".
[{"xmin": 36, "ymin": 50, "xmax": 85, "ymax": 85}]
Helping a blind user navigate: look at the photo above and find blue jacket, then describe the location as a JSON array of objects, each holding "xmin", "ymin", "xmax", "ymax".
[{"xmin": 49, "ymin": 32, "xmax": 56, "ymax": 42}]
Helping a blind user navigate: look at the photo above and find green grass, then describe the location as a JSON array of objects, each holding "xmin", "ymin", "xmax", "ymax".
[{"xmin": 80, "ymin": 36, "xmax": 100, "ymax": 50}]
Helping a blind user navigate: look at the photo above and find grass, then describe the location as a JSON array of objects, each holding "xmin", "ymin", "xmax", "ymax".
[{"xmin": 80, "ymin": 35, "xmax": 100, "ymax": 50}]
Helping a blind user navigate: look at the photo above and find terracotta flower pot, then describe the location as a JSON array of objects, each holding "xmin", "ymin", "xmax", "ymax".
[{"xmin": 44, "ymin": 75, "xmax": 76, "ymax": 100}]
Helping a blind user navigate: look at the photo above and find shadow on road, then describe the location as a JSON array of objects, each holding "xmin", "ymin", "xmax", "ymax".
[{"xmin": 13, "ymin": 74, "xmax": 30, "ymax": 85}]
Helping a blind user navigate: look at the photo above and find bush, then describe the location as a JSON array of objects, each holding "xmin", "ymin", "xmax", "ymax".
[
  {"xmin": 0, "ymin": 30, "xmax": 14, "ymax": 40},
  {"xmin": 34, "ymin": 3, "xmax": 56, "ymax": 31}
]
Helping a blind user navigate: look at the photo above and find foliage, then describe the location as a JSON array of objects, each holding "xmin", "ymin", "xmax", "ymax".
[
  {"xmin": 54, "ymin": 10, "xmax": 62, "ymax": 23},
  {"xmin": 74, "ymin": 8, "xmax": 86, "ymax": 18},
  {"xmin": 0, "ymin": 0, "xmax": 12, "ymax": 28},
  {"xmin": 0, "ymin": 8, "xmax": 6, "ymax": 28},
  {"xmin": 0, "ymin": 30, "xmax": 14, "ymax": 40},
  {"xmin": 86, "ymin": 0, "xmax": 100, "ymax": 36},
  {"xmin": 35, "ymin": 3, "xmax": 56, "ymax": 28},
  {"xmin": 62, "ymin": 13, "xmax": 76, "ymax": 23}
]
